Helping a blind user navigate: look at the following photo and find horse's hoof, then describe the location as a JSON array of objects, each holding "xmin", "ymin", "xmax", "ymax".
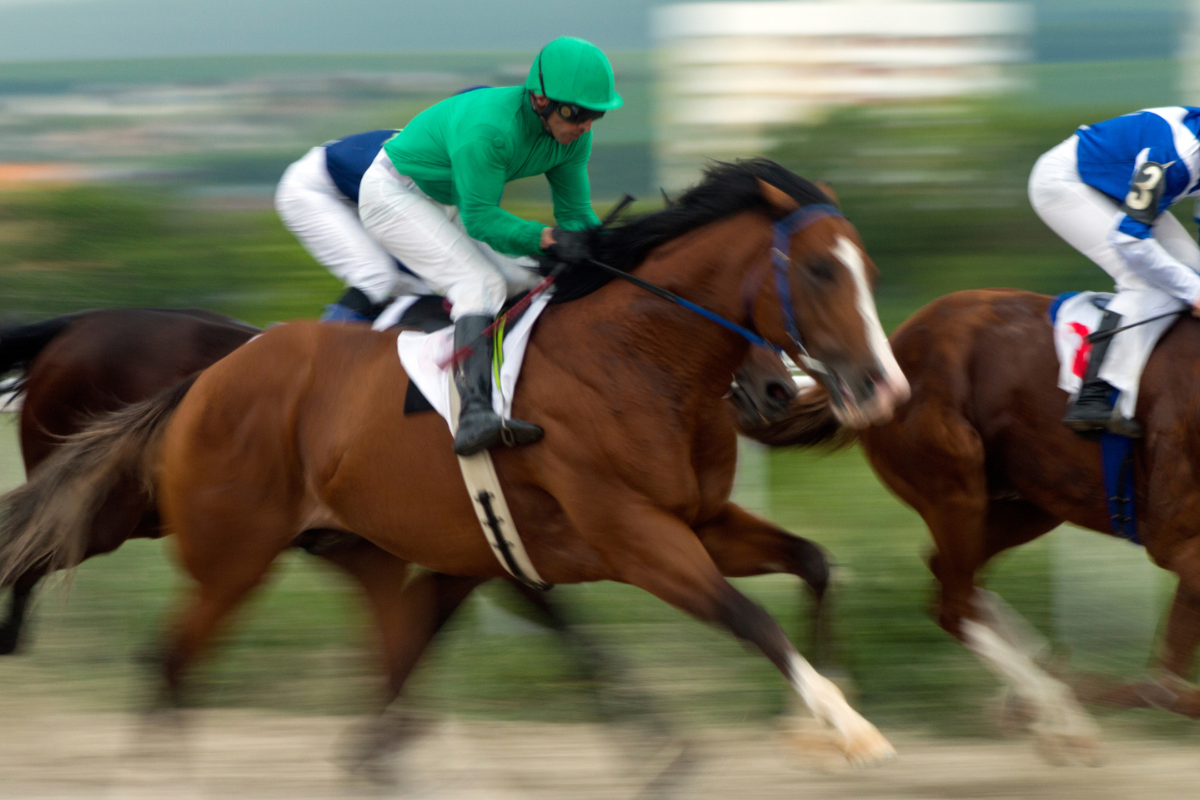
[
  {"xmin": 343, "ymin": 755, "xmax": 398, "ymax": 788},
  {"xmin": 0, "ymin": 627, "xmax": 20, "ymax": 655},
  {"xmin": 1034, "ymin": 731, "xmax": 1103, "ymax": 767},
  {"xmin": 838, "ymin": 724, "xmax": 896, "ymax": 767},
  {"xmin": 630, "ymin": 738, "xmax": 694, "ymax": 800},
  {"xmin": 781, "ymin": 716, "xmax": 895, "ymax": 769},
  {"xmin": 335, "ymin": 709, "xmax": 434, "ymax": 784},
  {"xmin": 986, "ymin": 689, "xmax": 1035, "ymax": 736}
]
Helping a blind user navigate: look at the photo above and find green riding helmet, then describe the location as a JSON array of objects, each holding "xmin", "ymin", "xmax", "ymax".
[{"xmin": 524, "ymin": 36, "xmax": 623, "ymax": 112}]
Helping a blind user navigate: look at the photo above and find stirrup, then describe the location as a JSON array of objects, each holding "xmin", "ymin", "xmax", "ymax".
[
  {"xmin": 1062, "ymin": 402, "xmax": 1113, "ymax": 431},
  {"xmin": 454, "ymin": 412, "xmax": 543, "ymax": 457},
  {"xmin": 1105, "ymin": 416, "xmax": 1143, "ymax": 438},
  {"xmin": 1062, "ymin": 411, "xmax": 1111, "ymax": 432},
  {"xmin": 499, "ymin": 418, "xmax": 544, "ymax": 448}
]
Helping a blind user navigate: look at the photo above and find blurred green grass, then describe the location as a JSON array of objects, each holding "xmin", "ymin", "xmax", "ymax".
[{"xmin": 0, "ymin": 416, "xmax": 1191, "ymax": 741}]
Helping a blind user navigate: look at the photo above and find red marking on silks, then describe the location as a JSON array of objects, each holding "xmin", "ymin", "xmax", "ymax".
[{"xmin": 1069, "ymin": 322, "xmax": 1092, "ymax": 378}]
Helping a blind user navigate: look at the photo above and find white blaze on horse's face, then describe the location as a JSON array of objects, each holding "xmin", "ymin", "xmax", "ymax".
[{"xmin": 831, "ymin": 235, "xmax": 910, "ymax": 426}]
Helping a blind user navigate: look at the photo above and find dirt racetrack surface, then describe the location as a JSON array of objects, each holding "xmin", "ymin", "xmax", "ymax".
[{"xmin": 0, "ymin": 707, "xmax": 1197, "ymax": 799}]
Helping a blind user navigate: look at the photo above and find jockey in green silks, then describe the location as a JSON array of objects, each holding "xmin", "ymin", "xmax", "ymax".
[{"xmin": 358, "ymin": 36, "xmax": 622, "ymax": 456}]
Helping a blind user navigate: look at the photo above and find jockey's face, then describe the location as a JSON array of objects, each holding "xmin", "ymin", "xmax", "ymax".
[{"xmin": 531, "ymin": 94, "xmax": 596, "ymax": 145}]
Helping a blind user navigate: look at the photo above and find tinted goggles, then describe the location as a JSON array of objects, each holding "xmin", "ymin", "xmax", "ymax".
[{"xmin": 550, "ymin": 101, "xmax": 605, "ymax": 123}]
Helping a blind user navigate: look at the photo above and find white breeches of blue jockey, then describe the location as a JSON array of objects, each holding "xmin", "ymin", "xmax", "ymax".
[
  {"xmin": 275, "ymin": 146, "xmax": 430, "ymax": 304},
  {"xmin": 357, "ymin": 150, "xmax": 541, "ymax": 321},
  {"xmin": 1029, "ymin": 135, "xmax": 1200, "ymax": 418}
]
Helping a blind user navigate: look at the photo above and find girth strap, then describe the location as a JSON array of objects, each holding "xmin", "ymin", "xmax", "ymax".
[{"xmin": 449, "ymin": 377, "xmax": 551, "ymax": 590}]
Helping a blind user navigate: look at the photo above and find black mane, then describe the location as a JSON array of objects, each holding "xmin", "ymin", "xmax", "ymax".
[{"xmin": 549, "ymin": 158, "xmax": 832, "ymax": 304}]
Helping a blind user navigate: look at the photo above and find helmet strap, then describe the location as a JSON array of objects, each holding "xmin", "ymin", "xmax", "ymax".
[{"xmin": 532, "ymin": 48, "xmax": 556, "ymax": 134}]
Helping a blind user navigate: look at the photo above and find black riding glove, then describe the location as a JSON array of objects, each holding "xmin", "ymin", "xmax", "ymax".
[{"xmin": 544, "ymin": 227, "xmax": 594, "ymax": 265}]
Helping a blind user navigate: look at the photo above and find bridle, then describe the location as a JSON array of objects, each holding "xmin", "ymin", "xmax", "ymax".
[
  {"xmin": 582, "ymin": 200, "xmax": 850, "ymax": 406},
  {"xmin": 763, "ymin": 203, "xmax": 849, "ymax": 407}
]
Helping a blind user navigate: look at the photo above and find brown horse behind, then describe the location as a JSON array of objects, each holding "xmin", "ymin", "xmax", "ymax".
[
  {"xmin": 744, "ymin": 288, "xmax": 1200, "ymax": 761},
  {"xmin": 0, "ymin": 160, "xmax": 906, "ymax": 766}
]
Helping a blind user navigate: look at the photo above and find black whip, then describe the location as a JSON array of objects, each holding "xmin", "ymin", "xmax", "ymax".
[{"xmin": 1086, "ymin": 309, "xmax": 1189, "ymax": 343}]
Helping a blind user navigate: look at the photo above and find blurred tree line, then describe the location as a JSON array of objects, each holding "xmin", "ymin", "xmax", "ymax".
[
  {"xmin": 770, "ymin": 99, "xmax": 1160, "ymax": 327},
  {"xmin": 0, "ymin": 98, "xmax": 1181, "ymax": 330},
  {"xmin": 0, "ymin": 186, "xmax": 340, "ymax": 327}
]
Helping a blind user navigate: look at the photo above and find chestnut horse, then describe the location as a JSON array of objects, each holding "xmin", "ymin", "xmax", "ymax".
[
  {"xmin": 0, "ymin": 309, "xmax": 817, "ymax": 774},
  {"xmin": 0, "ymin": 160, "xmax": 907, "ymax": 765},
  {"xmin": 0, "ymin": 307, "xmax": 807, "ymax": 662},
  {"xmin": 743, "ymin": 288, "xmax": 1200, "ymax": 761}
]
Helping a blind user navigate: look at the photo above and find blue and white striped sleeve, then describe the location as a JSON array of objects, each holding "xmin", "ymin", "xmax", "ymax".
[{"xmin": 1108, "ymin": 152, "xmax": 1200, "ymax": 304}]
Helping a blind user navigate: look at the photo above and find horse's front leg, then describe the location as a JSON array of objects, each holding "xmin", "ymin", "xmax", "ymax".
[
  {"xmin": 594, "ymin": 502, "xmax": 893, "ymax": 766},
  {"xmin": 695, "ymin": 502, "xmax": 831, "ymax": 664}
]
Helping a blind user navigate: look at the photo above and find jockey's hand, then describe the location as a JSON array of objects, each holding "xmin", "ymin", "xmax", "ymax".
[
  {"xmin": 543, "ymin": 227, "xmax": 593, "ymax": 265},
  {"xmin": 1193, "ymin": 298, "xmax": 1200, "ymax": 317}
]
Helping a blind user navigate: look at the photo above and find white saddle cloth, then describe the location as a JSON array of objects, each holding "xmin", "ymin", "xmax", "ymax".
[
  {"xmin": 382, "ymin": 293, "xmax": 552, "ymax": 426},
  {"xmin": 1052, "ymin": 292, "xmax": 1126, "ymax": 412}
]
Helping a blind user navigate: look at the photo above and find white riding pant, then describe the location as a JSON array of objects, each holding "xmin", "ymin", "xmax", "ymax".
[
  {"xmin": 1028, "ymin": 135, "xmax": 1199, "ymax": 417},
  {"xmin": 357, "ymin": 150, "xmax": 541, "ymax": 321},
  {"xmin": 275, "ymin": 146, "xmax": 430, "ymax": 304}
]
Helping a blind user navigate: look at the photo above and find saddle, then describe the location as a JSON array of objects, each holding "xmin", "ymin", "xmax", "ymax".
[{"xmin": 1048, "ymin": 291, "xmax": 1139, "ymax": 544}]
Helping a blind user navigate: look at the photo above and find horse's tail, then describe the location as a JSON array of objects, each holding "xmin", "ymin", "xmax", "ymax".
[
  {"xmin": 0, "ymin": 373, "xmax": 198, "ymax": 586},
  {"xmin": 0, "ymin": 313, "xmax": 84, "ymax": 399},
  {"xmin": 736, "ymin": 384, "xmax": 859, "ymax": 449}
]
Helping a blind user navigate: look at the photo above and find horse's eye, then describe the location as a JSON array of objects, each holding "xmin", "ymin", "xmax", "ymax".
[{"xmin": 807, "ymin": 258, "xmax": 837, "ymax": 282}]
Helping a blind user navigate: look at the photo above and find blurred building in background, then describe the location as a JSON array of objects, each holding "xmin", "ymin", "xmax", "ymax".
[
  {"xmin": 1180, "ymin": 0, "xmax": 1200, "ymax": 104},
  {"xmin": 653, "ymin": 0, "xmax": 1033, "ymax": 190}
]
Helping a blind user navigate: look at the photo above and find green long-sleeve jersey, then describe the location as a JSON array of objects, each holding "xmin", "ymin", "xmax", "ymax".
[{"xmin": 383, "ymin": 86, "xmax": 601, "ymax": 257}]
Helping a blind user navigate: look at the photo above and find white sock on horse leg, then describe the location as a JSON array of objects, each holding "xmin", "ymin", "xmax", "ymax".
[
  {"xmin": 961, "ymin": 619, "xmax": 1098, "ymax": 740},
  {"xmin": 785, "ymin": 649, "xmax": 895, "ymax": 763}
]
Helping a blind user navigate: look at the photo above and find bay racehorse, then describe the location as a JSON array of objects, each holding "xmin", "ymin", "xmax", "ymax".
[
  {"xmin": 0, "ymin": 159, "xmax": 907, "ymax": 765},
  {"xmin": 0, "ymin": 308, "xmax": 819, "ymax": 774},
  {"xmin": 742, "ymin": 288, "xmax": 1200, "ymax": 762},
  {"xmin": 0, "ymin": 307, "xmax": 807, "ymax": 661}
]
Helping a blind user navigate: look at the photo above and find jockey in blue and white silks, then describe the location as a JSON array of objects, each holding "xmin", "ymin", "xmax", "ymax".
[
  {"xmin": 275, "ymin": 129, "xmax": 432, "ymax": 322},
  {"xmin": 1029, "ymin": 107, "xmax": 1200, "ymax": 435}
]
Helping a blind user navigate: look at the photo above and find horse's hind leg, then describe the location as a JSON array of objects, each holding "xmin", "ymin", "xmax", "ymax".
[
  {"xmin": 601, "ymin": 503, "xmax": 893, "ymax": 766},
  {"xmin": 0, "ymin": 570, "xmax": 39, "ymax": 655},
  {"xmin": 1097, "ymin": 538, "xmax": 1200, "ymax": 716}
]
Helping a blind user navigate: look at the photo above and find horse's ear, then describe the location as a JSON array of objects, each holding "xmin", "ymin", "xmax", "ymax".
[
  {"xmin": 815, "ymin": 181, "xmax": 840, "ymax": 207},
  {"xmin": 757, "ymin": 178, "xmax": 799, "ymax": 214}
]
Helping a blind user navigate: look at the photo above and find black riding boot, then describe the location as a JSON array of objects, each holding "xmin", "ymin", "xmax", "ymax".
[
  {"xmin": 452, "ymin": 314, "xmax": 543, "ymax": 457},
  {"xmin": 1063, "ymin": 309, "xmax": 1123, "ymax": 432}
]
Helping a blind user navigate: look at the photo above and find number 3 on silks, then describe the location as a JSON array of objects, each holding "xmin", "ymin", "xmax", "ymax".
[{"xmin": 1122, "ymin": 160, "xmax": 1174, "ymax": 224}]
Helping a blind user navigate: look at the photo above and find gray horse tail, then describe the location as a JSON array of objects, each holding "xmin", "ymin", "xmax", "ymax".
[
  {"xmin": 735, "ymin": 384, "xmax": 859, "ymax": 449},
  {"xmin": 0, "ymin": 373, "xmax": 198, "ymax": 586}
]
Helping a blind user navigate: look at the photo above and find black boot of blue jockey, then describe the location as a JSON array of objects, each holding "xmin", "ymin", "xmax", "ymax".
[
  {"xmin": 452, "ymin": 314, "xmax": 543, "ymax": 456},
  {"xmin": 1063, "ymin": 309, "xmax": 1141, "ymax": 436}
]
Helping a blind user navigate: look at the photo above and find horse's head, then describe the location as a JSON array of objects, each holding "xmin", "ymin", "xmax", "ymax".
[
  {"xmin": 727, "ymin": 345, "xmax": 799, "ymax": 429},
  {"xmin": 751, "ymin": 178, "xmax": 909, "ymax": 428}
]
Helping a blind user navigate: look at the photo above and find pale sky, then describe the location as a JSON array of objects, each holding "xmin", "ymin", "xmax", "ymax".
[
  {"xmin": 0, "ymin": 0, "xmax": 660, "ymax": 61},
  {"xmin": 0, "ymin": 0, "xmax": 1173, "ymax": 64}
]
